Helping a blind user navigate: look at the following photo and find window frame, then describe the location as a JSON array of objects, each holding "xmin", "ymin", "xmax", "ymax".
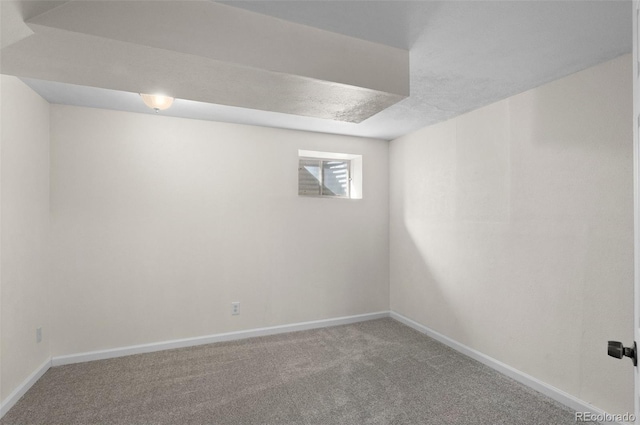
[{"xmin": 298, "ymin": 156, "xmax": 352, "ymax": 199}]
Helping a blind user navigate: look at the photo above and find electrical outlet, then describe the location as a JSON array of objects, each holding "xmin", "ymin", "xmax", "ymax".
[
  {"xmin": 231, "ymin": 302, "xmax": 240, "ymax": 315},
  {"xmin": 36, "ymin": 327, "xmax": 42, "ymax": 343}
]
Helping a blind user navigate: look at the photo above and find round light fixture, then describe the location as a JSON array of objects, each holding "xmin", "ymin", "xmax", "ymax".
[{"xmin": 140, "ymin": 93, "xmax": 174, "ymax": 112}]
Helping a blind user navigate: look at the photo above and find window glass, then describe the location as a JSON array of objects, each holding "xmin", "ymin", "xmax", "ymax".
[
  {"xmin": 322, "ymin": 161, "xmax": 349, "ymax": 197},
  {"xmin": 298, "ymin": 159, "xmax": 321, "ymax": 196}
]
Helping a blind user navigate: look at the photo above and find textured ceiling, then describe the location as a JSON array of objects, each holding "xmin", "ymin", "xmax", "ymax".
[
  {"xmin": 1, "ymin": 1, "xmax": 632, "ymax": 140},
  {"xmin": 2, "ymin": 1, "xmax": 409, "ymax": 123}
]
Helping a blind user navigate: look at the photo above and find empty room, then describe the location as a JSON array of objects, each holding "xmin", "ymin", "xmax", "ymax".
[{"xmin": 0, "ymin": 1, "xmax": 637, "ymax": 424}]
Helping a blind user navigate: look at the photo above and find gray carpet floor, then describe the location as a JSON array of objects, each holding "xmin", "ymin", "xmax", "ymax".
[{"xmin": 1, "ymin": 318, "xmax": 591, "ymax": 425}]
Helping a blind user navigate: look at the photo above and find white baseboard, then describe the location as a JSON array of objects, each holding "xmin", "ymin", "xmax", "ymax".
[
  {"xmin": 52, "ymin": 311, "xmax": 390, "ymax": 367},
  {"xmin": 0, "ymin": 358, "xmax": 51, "ymax": 419},
  {"xmin": 390, "ymin": 312, "xmax": 631, "ymax": 425},
  {"xmin": 5, "ymin": 312, "xmax": 627, "ymax": 424},
  {"xmin": 1, "ymin": 312, "xmax": 389, "ymax": 419}
]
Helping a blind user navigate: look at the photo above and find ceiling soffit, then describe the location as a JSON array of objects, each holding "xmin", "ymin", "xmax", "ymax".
[{"xmin": 2, "ymin": 0, "xmax": 409, "ymax": 123}]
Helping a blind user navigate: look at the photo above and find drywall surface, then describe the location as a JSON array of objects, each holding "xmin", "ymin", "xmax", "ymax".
[
  {"xmin": 1, "ymin": 76, "xmax": 50, "ymax": 401},
  {"xmin": 389, "ymin": 54, "xmax": 633, "ymax": 415},
  {"xmin": 50, "ymin": 106, "xmax": 389, "ymax": 356}
]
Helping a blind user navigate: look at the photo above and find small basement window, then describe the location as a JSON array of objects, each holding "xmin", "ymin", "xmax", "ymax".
[
  {"xmin": 299, "ymin": 158, "xmax": 351, "ymax": 197},
  {"xmin": 298, "ymin": 150, "xmax": 363, "ymax": 199}
]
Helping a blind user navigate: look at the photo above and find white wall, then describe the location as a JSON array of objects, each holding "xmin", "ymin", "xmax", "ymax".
[
  {"xmin": 1, "ymin": 53, "xmax": 632, "ymax": 418},
  {"xmin": 390, "ymin": 54, "xmax": 634, "ymax": 415},
  {"xmin": 1, "ymin": 76, "xmax": 50, "ymax": 401},
  {"xmin": 50, "ymin": 105, "xmax": 389, "ymax": 356}
]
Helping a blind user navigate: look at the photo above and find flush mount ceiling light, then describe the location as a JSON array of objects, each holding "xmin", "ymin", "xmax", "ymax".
[{"xmin": 140, "ymin": 93, "xmax": 174, "ymax": 112}]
